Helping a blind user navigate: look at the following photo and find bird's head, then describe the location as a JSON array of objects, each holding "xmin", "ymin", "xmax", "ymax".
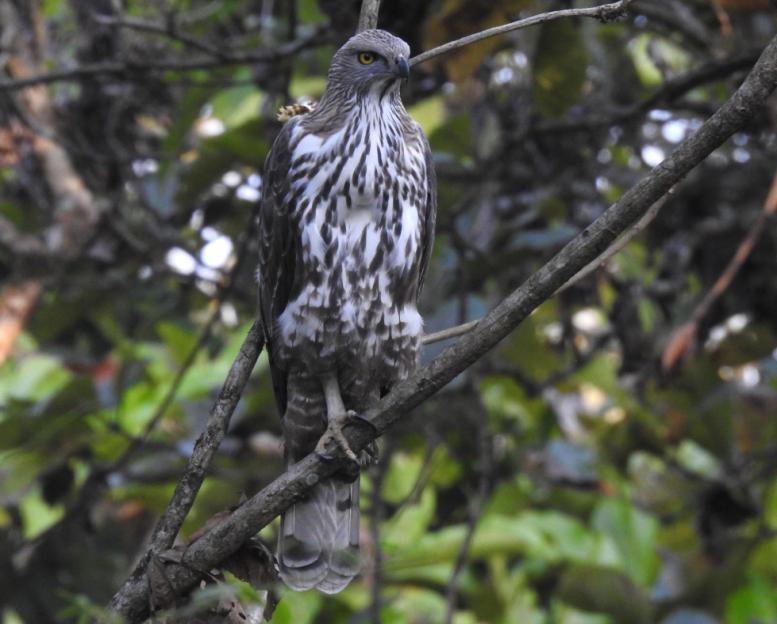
[{"xmin": 327, "ymin": 29, "xmax": 411, "ymax": 99}]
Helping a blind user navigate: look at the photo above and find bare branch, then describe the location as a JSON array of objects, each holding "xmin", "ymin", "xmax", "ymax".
[
  {"xmin": 537, "ymin": 49, "xmax": 761, "ymax": 135},
  {"xmin": 92, "ymin": 13, "xmax": 227, "ymax": 59},
  {"xmin": 662, "ymin": 169, "xmax": 777, "ymax": 372},
  {"xmin": 110, "ymin": 321, "xmax": 265, "ymax": 613},
  {"xmin": 410, "ymin": 0, "xmax": 635, "ymax": 67},
  {"xmin": 555, "ymin": 191, "xmax": 669, "ymax": 295},
  {"xmin": 357, "ymin": 0, "xmax": 382, "ymax": 33},
  {"xmin": 0, "ymin": 29, "xmax": 328, "ymax": 92},
  {"xmin": 444, "ymin": 402, "xmax": 492, "ymax": 624},
  {"xmin": 0, "ymin": 214, "xmax": 49, "ymax": 257},
  {"xmin": 108, "ymin": 33, "xmax": 777, "ymax": 624},
  {"xmin": 0, "ymin": 281, "xmax": 42, "ymax": 364},
  {"xmin": 423, "ymin": 319, "xmax": 480, "ymax": 345},
  {"xmin": 424, "ymin": 191, "xmax": 669, "ymax": 345}
]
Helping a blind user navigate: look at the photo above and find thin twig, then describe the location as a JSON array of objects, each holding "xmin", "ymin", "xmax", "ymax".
[
  {"xmin": 424, "ymin": 192, "xmax": 669, "ymax": 346},
  {"xmin": 662, "ymin": 170, "xmax": 777, "ymax": 371},
  {"xmin": 368, "ymin": 438, "xmax": 392, "ymax": 624},
  {"xmin": 357, "ymin": 0, "xmax": 382, "ymax": 33},
  {"xmin": 111, "ymin": 321, "xmax": 265, "ymax": 610},
  {"xmin": 556, "ymin": 192, "xmax": 669, "ymax": 294},
  {"xmin": 108, "ymin": 33, "xmax": 777, "ymax": 624},
  {"xmin": 443, "ymin": 402, "xmax": 492, "ymax": 624},
  {"xmin": 482, "ymin": 332, "xmax": 612, "ymax": 398},
  {"xmin": 691, "ymin": 171, "xmax": 777, "ymax": 323},
  {"xmin": 18, "ymin": 220, "xmax": 255, "ymax": 565},
  {"xmin": 92, "ymin": 13, "xmax": 227, "ymax": 59},
  {"xmin": 410, "ymin": 0, "xmax": 635, "ymax": 67},
  {"xmin": 0, "ymin": 29, "xmax": 327, "ymax": 92},
  {"xmin": 423, "ymin": 319, "xmax": 479, "ymax": 345},
  {"xmin": 113, "ymin": 305, "xmax": 221, "ymax": 470},
  {"xmin": 537, "ymin": 50, "xmax": 761, "ymax": 135},
  {"xmin": 111, "ymin": 203, "xmax": 262, "ymax": 599}
]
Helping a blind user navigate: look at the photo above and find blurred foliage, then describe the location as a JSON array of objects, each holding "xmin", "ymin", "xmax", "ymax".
[{"xmin": 2, "ymin": 0, "xmax": 777, "ymax": 623}]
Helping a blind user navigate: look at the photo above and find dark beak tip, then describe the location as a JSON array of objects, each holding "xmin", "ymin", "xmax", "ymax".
[{"xmin": 397, "ymin": 57, "xmax": 410, "ymax": 79}]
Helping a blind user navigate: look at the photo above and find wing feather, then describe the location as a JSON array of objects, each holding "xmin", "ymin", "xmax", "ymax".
[
  {"xmin": 257, "ymin": 119, "xmax": 299, "ymax": 416},
  {"xmin": 417, "ymin": 130, "xmax": 437, "ymax": 293}
]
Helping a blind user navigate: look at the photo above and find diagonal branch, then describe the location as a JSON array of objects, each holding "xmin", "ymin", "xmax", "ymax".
[
  {"xmin": 0, "ymin": 29, "xmax": 328, "ymax": 92},
  {"xmin": 110, "ymin": 321, "xmax": 265, "ymax": 612},
  {"xmin": 422, "ymin": 191, "xmax": 670, "ymax": 345},
  {"xmin": 537, "ymin": 49, "xmax": 762, "ymax": 135},
  {"xmin": 109, "ymin": 32, "xmax": 777, "ymax": 624},
  {"xmin": 410, "ymin": 0, "xmax": 635, "ymax": 67},
  {"xmin": 91, "ymin": 13, "xmax": 227, "ymax": 59},
  {"xmin": 357, "ymin": 0, "xmax": 382, "ymax": 33},
  {"xmin": 661, "ymin": 169, "xmax": 777, "ymax": 372}
]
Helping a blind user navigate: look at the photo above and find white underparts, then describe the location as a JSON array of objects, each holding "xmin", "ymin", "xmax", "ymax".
[{"xmin": 277, "ymin": 97, "xmax": 427, "ymax": 376}]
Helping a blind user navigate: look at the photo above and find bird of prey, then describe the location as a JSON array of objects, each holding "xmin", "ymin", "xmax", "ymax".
[{"xmin": 257, "ymin": 29, "xmax": 436, "ymax": 593}]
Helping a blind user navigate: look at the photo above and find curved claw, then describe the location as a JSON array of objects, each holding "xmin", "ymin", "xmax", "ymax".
[
  {"xmin": 314, "ymin": 410, "xmax": 358, "ymax": 462},
  {"xmin": 350, "ymin": 412, "xmax": 378, "ymax": 434}
]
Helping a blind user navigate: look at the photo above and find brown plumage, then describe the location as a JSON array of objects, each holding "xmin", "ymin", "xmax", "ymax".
[{"xmin": 257, "ymin": 29, "xmax": 436, "ymax": 594}]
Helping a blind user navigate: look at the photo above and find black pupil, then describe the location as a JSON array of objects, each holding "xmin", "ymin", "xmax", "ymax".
[{"xmin": 363, "ymin": 53, "xmax": 372, "ymax": 61}]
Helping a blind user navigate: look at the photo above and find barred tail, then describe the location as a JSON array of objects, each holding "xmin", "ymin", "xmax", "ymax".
[{"xmin": 278, "ymin": 475, "xmax": 360, "ymax": 594}]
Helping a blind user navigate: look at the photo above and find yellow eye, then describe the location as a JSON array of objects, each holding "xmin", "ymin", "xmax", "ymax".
[{"xmin": 358, "ymin": 52, "xmax": 376, "ymax": 65}]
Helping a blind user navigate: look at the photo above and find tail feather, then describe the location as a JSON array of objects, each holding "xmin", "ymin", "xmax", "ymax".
[{"xmin": 278, "ymin": 476, "xmax": 360, "ymax": 593}]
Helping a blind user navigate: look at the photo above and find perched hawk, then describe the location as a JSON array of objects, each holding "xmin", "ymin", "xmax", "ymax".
[{"xmin": 257, "ymin": 29, "xmax": 436, "ymax": 593}]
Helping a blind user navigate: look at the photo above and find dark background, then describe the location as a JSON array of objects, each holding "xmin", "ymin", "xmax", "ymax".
[{"xmin": 1, "ymin": 1, "xmax": 777, "ymax": 622}]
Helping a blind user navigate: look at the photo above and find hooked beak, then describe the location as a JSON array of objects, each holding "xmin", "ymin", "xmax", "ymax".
[{"xmin": 395, "ymin": 56, "xmax": 410, "ymax": 80}]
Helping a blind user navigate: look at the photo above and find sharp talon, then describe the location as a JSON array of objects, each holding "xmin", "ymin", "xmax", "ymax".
[
  {"xmin": 349, "ymin": 411, "xmax": 378, "ymax": 433},
  {"xmin": 316, "ymin": 410, "xmax": 358, "ymax": 462},
  {"xmin": 318, "ymin": 375, "xmax": 362, "ymax": 464},
  {"xmin": 364, "ymin": 441, "xmax": 378, "ymax": 461},
  {"xmin": 314, "ymin": 445, "xmax": 335, "ymax": 461},
  {"xmin": 334, "ymin": 429, "xmax": 358, "ymax": 462}
]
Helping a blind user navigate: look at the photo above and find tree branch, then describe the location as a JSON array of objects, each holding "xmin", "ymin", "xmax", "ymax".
[
  {"xmin": 109, "ymin": 32, "xmax": 777, "ymax": 624},
  {"xmin": 357, "ymin": 0, "xmax": 382, "ymax": 33},
  {"xmin": 91, "ymin": 13, "xmax": 227, "ymax": 59},
  {"xmin": 410, "ymin": 0, "xmax": 635, "ymax": 67},
  {"xmin": 0, "ymin": 29, "xmax": 328, "ymax": 92},
  {"xmin": 423, "ymin": 319, "xmax": 480, "ymax": 345},
  {"xmin": 537, "ymin": 49, "xmax": 762, "ymax": 135},
  {"xmin": 444, "ymin": 400, "xmax": 492, "ymax": 624},
  {"xmin": 423, "ymin": 191, "xmax": 670, "ymax": 345},
  {"xmin": 109, "ymin": 321, "xmax": 265, "ymax": 616},
  {"xmin": 661, "ymin": 169, "xmax": 777, "ymax": 372}
]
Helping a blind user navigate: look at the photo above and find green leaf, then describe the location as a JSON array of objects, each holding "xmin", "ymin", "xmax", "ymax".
[
  {"xmin": 20, "ymin": 486, "xmax": 64, "ymax": 539},
  {"xmin": 156, "ymin": 321, "xmax": 197, "ymax": 366},
  {"xmin": 480, "ymin": 376, "xmax": 540, "ymax": 430},
  {"xmin": 0, "ymin": 376, "xmax": 96, "ymax": 452},
  {"xmin": 428, "ymin": 444, "xmax": 463, "ymax": 488},
  {"xmin": 385, "ymin": 511, "xmax": 595, "ymax": 573},
  {"xmin": 297, "ymin": 0, "xmax": 327, "ymax": 23},
  {"xmin": 209, "ymin": 85, "xmax": 266, "ymax": 130},
  {"xmin": 175, "ymin": 118, "xmax": 269, "ymax": 207},
  {"xmin": 409, "ymin": 96, "xmax": 446, "ymax": 137},
  {"xmin": 533, "ymin": 20, "xmax": 589, "ymax": 117},
  {"xmin": 289, "ymin": 75, "xmax": 327, "ymax": 100},
  {"xmin": 725, "ymin": 574, "xmax": 777, "ymax": 624},
  {"xmin": 558, "ymin": 564, "xmax": 652, "ymax": 623},
  {"xmin": 627, "ymin": 34, "xmax": 692, "ymax": 89},
  {"xmin": 382, "ymin": 487, "xmax": 436, "ymax": 553},
  {"xmin": 382, "ymin": 450, "xmax": 424, "ymax": 504},
  {"xmin": 673, "ymin": 440, "xmax": 722, "ymax": 480},
  {"xmin": 430, "ymin": 113, "xmax": 473, "ymax": 162},
  {"xmin": 497, "ymin": 300, "xmax": 562, "ymax": 382},
  {"xmin": 591, "ymin": 498, "xmax": 659, "ymax": 586},
  {"xmin": 381, "ymin": 587, "xmax": 448, "ymax": 623},
  {"xmin": 765, "ymin": 476, "xmax": 777, "ymax": 530},
  {"xmin": 0, "ymin": 353, "xmax": 71, "ymax": 404},
  {"xmin": 271, "ymin": 588, "xmax": 322, "ymax": 624}
]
